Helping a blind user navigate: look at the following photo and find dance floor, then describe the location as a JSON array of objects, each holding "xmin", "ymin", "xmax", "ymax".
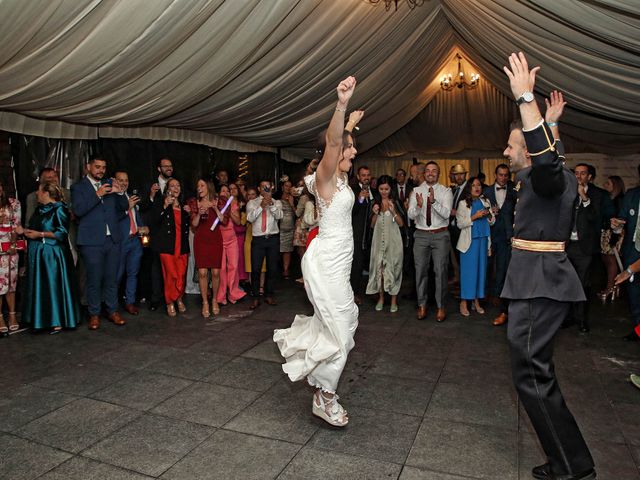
[{"xmin": 1, "ymin": 282, "xmax": 639, "ymax": 480}]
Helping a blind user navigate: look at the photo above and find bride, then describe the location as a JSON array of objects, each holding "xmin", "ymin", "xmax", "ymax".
[{"xmin": 273, "ymin": 76, "xmax": 360, "ymax": 427}]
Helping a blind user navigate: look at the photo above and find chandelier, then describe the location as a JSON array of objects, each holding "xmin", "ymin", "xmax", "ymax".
[
  {"xmin": 365, "ymin": 0, "xmax": 426, "ymax": 11},
  {"xmin": 440, "ymin": 54, "xmax": 480, "ymax": 91}
]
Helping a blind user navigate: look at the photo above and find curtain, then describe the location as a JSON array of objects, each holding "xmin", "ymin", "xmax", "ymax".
[{"xmin": 0, "ymin": 0, "xmax": 638, "ymax": 159}]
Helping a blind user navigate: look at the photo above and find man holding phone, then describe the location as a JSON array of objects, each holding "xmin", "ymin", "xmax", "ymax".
[
  {"xmin": 71, "ymin": 156, "xmax": 129, "ymax": 330},
  {"xmin": 115, "ymin": 171, "xmax": 148, "ymax": 316},
  {"xmin": 246, "ymin": 180, "xmax": 283, "ymax": 309}
]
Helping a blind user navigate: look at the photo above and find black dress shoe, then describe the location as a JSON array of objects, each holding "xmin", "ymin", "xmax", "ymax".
[
  {"xmin": 532, "ymin": 463, "xmax": 551, "ymax": 480},
  {"xmin": 149, "ymin": 303, "xmax": 158, "ymax": 312},
  {"xmin": 579, "ymin": 321, "xmax": 590, "ymax": 333},
  {"xmin": 533, "ymin": 464, "xmax": 596, "ymax": 480},
  {"xmin": 623, "ymin": 331, "xmax": 640, "ymax": 342}
]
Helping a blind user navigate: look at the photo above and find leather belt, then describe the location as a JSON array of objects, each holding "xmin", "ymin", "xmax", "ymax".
[
  {"xmin": 417, "ymin": 226, "xmax": 448, "ymax": 234},
  {"xmin": 512, "ymin": 238, "xmax": 565, "ymax": 252}
]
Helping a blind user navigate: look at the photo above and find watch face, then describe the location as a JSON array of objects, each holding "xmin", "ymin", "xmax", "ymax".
[{"xmin": 523, "ymin": 91, "xmax": 534, "ymax": 102}]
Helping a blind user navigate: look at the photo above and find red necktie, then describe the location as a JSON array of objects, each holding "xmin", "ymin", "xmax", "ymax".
[
  {"xmin": 261, "ymin": 208, "xmax": 267, "ymax": 233},
  {"xmin": 426, "ymin": 187, "xmax": 432, "ymax": 227},
  {"xmin": 129, "ymin": 208, "xmax": 137, "ymax": 235}
]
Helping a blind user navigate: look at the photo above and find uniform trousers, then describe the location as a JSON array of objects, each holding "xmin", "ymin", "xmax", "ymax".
[
  {"xmin": 413, "ymin": 229, "xmax": 449, "ymax": 308},
  {"xmin": 508, "ymin": 298, "xmax": 594, "ymax": 476}
]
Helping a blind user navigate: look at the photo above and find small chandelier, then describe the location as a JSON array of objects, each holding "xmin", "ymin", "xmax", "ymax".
[
  {"xmin": 365, "ymin": 0, "xmax": 426, "ymax": 11},
  {"xmin": 441, "ymin": 54, "xmax": 480, "ymax": 91}
]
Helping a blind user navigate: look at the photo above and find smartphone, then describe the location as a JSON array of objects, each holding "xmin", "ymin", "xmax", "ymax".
[
  {"xmin": 132, "ymin": 188, "xmax": 139, "ymax": 196},
  {"xmin": 102, "ymin": 178, "xmax": 113, "ymax": 187},
  {"xmin": 263, "ymin": 185, "xmax": 271, "ymax": 194}
]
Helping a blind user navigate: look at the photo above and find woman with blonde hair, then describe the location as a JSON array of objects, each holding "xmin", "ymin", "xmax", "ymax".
[{"xmin": 22, "ymin": 182, "xmax": 81, "ymax": 332}]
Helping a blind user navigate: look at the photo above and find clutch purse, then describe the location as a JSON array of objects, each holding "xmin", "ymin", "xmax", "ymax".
[{"xmin": 0, "ymin": 239, "xmax": 26, "ymax": 253}]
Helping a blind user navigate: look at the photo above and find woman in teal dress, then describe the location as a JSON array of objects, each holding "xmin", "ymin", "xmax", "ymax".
[
  {"xmin": 20, "ymin": 181, "xmax": 81, "ymax": 333},
  {"xmin": 455, "ymin": 177, "xmax": 495, "ymax": 317}
]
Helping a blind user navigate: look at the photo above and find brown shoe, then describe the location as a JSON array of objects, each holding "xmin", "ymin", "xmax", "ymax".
[
  {"xmin": 265, "ymin": 297, "xmax": 277, "ymax": 306},
  {"xmin": 354, "ymin": 295, "xmax": 363, "ymax": 306},
  {"xmin": 108, "ymin": 312, "xmax": 126, "ymax": 326},
  {"xmin": 436, "ymin": 308, "xmax": 446, "ymax": 322},
  {"xmin": 493, "ymin": 313, "xmax": 508, "ymax": 326},
  {"xmin": 250, "ymin": 299, "xmax": 260, "ymax": 310},
  {"xmin": 124, "ymin": 304, "xmax": 139, "ymax": 315},
  {"xmin": 88, "ymin": 315, "xmax": 100, "ymax": 330},
  {"xmin": 416, "ymin": 305, "xmax": 427, "ymax": 320}
]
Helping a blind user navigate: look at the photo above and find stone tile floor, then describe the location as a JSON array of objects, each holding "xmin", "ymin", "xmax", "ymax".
[{"xmin": 0, "ymin": 282, "xmax": 639, "ymax": 479}]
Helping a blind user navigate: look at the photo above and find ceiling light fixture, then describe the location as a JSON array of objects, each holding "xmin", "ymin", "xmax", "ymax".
[{"xmin": 440, "ymin": 54, "xmax": 480, "ymax": 91}]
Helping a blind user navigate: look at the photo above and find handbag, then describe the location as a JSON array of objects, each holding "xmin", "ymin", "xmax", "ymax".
[{"xmin": 0, "ymin": 239, "xmax": 26, "ymax": 253}]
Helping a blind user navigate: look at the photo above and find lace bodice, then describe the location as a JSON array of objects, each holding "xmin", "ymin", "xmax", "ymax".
[{"xmin": 304, "ymin": 173, "xmax": 354, "ymax": 240}]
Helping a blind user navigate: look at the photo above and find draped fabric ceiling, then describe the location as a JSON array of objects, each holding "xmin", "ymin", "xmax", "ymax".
[{"xmin": 0, "ymin": 0, "xmax": 638, "ymax": 163}]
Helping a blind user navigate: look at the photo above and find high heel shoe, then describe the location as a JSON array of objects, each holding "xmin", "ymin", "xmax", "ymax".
[
  {"xmin": 176, "ymin": 299, "xmax": 186, "ymax": 313},
  {"xmin": 201, "ymin": 301, "xmax": 210, "ymax": 318},
  {"xmin": 473, "ymin": 301, "xmax": 485, "ymax": 315},
  {"xmin": 167, "ymin": 303, "xmax": 177, "ymax": 317},
  {"xmin": 0, "ymin": 314, "xmax": 7, "ymax": 335},
  {"xmin": 8, "ymin": 312, "xmax": 19, "ymax": 331},
  {"xmin": 212, "ymin": 302, "xmax": 220, "ymax": 315},
  {"xmin": 459, "ymin": 301, "xmax": 470, "ymax": 317},
  {"xmin": 598, "ymin": 287, "xmax": 617, "ymax": 303}
]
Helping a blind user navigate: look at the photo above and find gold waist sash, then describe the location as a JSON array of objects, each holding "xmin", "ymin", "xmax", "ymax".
[{"xmin": 512, "ymin": 238, "xmax": 565, "ymax": 252}]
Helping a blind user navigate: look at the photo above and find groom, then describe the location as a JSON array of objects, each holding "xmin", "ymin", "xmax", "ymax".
[{"xmin": 501, "ymin": 52, "xmax": 595, "ymax": 480}]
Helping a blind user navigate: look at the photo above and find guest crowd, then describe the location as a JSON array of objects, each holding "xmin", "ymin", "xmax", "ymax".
[{"xmin": 0, "ymin": 152, "xmax": 638, "ymax": 344}]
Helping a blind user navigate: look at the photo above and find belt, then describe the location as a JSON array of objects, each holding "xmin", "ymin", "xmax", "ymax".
[
  {"xmin": 417, "ymin": 226, "xmax": 448, "ymax": 234},
  {"xmin": 512, "ymin": 238, "xmax": 565, "ymax": 252},
  {"xmin": 255, "ymin": 233, "xmax": 279, "ymax": 239}
]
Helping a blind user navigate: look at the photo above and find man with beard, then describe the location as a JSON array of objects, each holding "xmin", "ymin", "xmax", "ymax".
[
  {"xmin": 71, "ymin": 156, "xmax": 128, "ymax": 330},
  {"xmin": 351, "ymin": 165, "xmax": 374, "ymax": 304},
  {"xmin": 408, "ymin": 161, "xmax": 452, "ymax": 322},
  {"xmin": 139, "ymin": 157, "xmax": 174, "ymax": 310},
  {"xmin": 501, "ymin": 52, "xmax": 595, "ymax": 480}
]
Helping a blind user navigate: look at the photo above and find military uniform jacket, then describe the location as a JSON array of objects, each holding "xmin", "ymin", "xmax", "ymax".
[{"xmin": 501, "ymin": 122, "xmax": 585, "ymax": 302}]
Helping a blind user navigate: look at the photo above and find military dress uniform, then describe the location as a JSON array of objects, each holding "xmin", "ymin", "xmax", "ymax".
[{"xmin": 502, "ymin": 121, "xmax": 594, "ymax": 477}]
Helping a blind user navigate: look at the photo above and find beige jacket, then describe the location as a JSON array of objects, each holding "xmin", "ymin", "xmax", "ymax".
[{"xmin": 455, "ymin": 197, "xmax": 495, "ymax": 253}]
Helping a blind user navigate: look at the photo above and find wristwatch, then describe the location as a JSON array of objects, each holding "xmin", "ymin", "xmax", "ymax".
[{"xmin": 515, "ymin": 91, "xmax": 534, "ymax": 106}]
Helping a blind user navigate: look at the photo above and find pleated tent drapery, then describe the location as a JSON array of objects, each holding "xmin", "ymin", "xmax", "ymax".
[{"xmin": 0, "ymin": 0, "xmax": 638, "ymax": 161}]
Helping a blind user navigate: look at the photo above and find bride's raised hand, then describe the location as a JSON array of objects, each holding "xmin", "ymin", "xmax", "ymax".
[{"xmin": 337, "ymin": 76, "xmax": 357, "ymax": 105}]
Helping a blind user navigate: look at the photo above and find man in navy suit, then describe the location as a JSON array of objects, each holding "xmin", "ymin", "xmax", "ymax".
[
  {"xmin": 483, "ymin": 163, "xmax": 516, "ymax": 326},
  {"xmin": 612, "ymin": 164, "xmax": 640, "ymax": 342},
  {"xmin": 115, "ymin": 171, "xmax": 148, "ymax": 316},
  {"xmin": 71, "ymin": 156, "xmax": 129, "ymax": 330}
]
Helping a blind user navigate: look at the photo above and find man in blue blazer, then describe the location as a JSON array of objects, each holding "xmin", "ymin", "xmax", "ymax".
[
  {"xmin": 115, "ymin": 171, "xmax": 148, "ymax": 316},
  {"xmin": 483, "ymin": 163, "xmax": 516, "ymax": 326},
  {"xmin": 71, "ymin": 156, "xmax": 129, "ymax": 330},
  {"xmin": 613, "ymin": 165, "xmax": 640, "ymax": 342}
]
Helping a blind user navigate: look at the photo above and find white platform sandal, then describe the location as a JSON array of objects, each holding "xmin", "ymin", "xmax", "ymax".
[{"xmin": 312, "ymin": 391, "xmax": 348, "ymax": 427}]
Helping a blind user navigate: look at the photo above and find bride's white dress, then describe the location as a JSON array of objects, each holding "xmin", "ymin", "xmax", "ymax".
[{"xmin": 273, "ymin": 172, "xmax": 359, "ymax": 392}]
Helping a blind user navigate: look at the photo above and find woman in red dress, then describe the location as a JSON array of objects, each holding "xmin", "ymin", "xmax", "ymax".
[{"xmin": 189, "ymin": 178, "xmax": 224, "ymax": 318}]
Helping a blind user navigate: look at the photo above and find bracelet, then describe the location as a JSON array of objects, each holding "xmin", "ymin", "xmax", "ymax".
[
  {"xmin": 627, "ymin": 267, "xmax": 635, "ymax": 275},
  {"xmin": 335, "ymin": 106, "xmax": 346, "ymax": 112},
  {"xmin": 547, "ymin": 122, "xmax": 558, "ymax": 127}
]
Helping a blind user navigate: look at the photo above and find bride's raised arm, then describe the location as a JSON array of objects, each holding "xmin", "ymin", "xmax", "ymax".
[{"xmin": 316, "ymin": 76, "xmax": 357, "ymax": 188}]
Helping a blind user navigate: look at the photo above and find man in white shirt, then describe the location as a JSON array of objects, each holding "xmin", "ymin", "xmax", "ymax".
[
  {"xmin": 246, "ymin": 179, "xmax": 283, "ymax": 309},
  {"xmin": 408, "ymin": 161, "xmax": 453, "ymax": 322}
]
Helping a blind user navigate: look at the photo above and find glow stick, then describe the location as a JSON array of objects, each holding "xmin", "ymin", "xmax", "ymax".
[{"xmin": 210, "ymin": 196, "xmax": 233, "ymax": 231}]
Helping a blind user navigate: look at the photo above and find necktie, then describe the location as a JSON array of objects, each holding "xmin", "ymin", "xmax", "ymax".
[
  {"xmin": 95, "ymin": 182, "xmax": 101, "ymax": 190},
  {"xmin": 496, "ymin": 186, "xmax": 506, "ymax": 190},
  {"xmin": 261, "ymin": 207, "xmax": 268, "ymax": 233},
  {"xmin": 399, "ymin": 185, "xmax": 405, "ymax": 202},
  {"xmin": 426, "ymin": 187, "xmax": 433, "ymax": 227},
  {"xmin": 634, "ymin": 199, "xmax": 640, "ymax": 251},
  {"xmin": 129, "ymin": 208, "xmax": 137, "ymax": 235}
]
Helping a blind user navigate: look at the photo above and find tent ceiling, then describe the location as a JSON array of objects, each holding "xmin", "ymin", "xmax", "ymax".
[{"xmin": 0, "ymin": 0, "xmax": 638, "ymax": 160}]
